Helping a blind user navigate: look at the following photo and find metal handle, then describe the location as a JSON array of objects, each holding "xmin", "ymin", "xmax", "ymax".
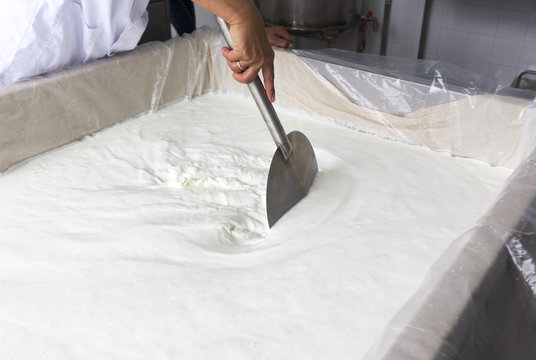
[
  {"xmin": 216, "ymin": 16, "xmax": 292, "ymax": 160},
  {"xmin": 512, "ymin": 70, "xmax": 536, "ymax": 89}
]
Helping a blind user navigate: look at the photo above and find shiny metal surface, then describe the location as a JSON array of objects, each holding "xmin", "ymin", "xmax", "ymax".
[
  {"xmin": 217, "ymin": 17, "xmax": 318, "ymax": 227},
  {"xmin": 216, "ymin": 16, "xmax": 292, "ymax": 159},
  {"xmin": 255, "ymin": 0, "xmax": 357, "ymax": 31},
  {"xmin": 266, "ymin": 131, "xmax": 318, "ymax": 227},
  {"xmin": 512, "ymin": 70, "xmax": 536, "ymax": 90},
  {"xmin": 248, "ymin": 77, "xmax": 293, "ymax": 159}
]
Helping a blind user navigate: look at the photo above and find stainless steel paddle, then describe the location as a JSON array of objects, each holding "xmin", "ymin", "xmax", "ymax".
[{"xmin": 216, "ymin": 17, "xmax": 318, "ymax": 227}]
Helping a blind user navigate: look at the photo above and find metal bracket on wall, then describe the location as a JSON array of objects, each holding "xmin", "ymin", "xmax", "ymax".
[
  {"xmin": 418, "ymin": 0, "xmax": 432, "ymax": 59},
  {"xmin": 357, "ymin": 12, "xmax": 380, "ymax": 52},
  {"xmin": 511, "ymin": 70, "xmax": 536, "ymax": 90}
]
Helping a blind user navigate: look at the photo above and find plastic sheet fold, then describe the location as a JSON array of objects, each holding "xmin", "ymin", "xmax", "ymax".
[
  {"xmin": 365, "ymin": 149, "xmax": 536, "ymax": 360},
  {"xmin": 294, "ymin": 48, "xmax": 536, "ymax": 169},
  {"xmin": 292, "ymin": 47, "xmax": 536, "ymax": 360}
]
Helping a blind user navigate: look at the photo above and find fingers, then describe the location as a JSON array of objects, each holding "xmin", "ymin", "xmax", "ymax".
[
  {"xmin": 262, "ymin": 63, "xmax": 275, "ymax": 102},
  {"xmin": 222, "ymin": 47, "xmax": 251, "ymax": 75},
  {"xmin": 222, "ymin": 46, "xmax": 265, "ymax": 81},
  {"xmin": 230, "ymin": 68, "xmax": 254, "ymax": 87},
  {"xmin": 225, "ymin": 56, "xmax": 276, "ymax": 103},
  {"xmin": 272, "ymin": 26, "xmax": 293, "ymax": 41},
  {"xmin": 225, "ymin": 58, "xmax": 246, "ymax": 73},
  {"xmin": 231, "ymin": 66, "xmax": 275, "ymax": 103},
  {"xmin": 221, "ymin": 46, "xmax": 241, "ymax": 62},
  {"xmin": 265, "ymin": 26, "xmax": 293, "ymax": 48},
  {"xmin": 219, "ymin": 19, "xmax": 277, "ymax": 102},
  {"xmin": 270, "ymin": 36, "xmax": 293, "ymax": 49}
]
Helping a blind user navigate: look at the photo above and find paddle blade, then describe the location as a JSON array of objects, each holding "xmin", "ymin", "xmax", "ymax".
[{"xmin": 266, "ymin": 131, "xmax": 318, "ymax": 228}]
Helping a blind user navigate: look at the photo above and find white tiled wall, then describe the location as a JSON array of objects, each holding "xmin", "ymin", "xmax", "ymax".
[
  {"xmin": 424, "ymin": 0, "xmax": 536, "ymax": 86},
  {"xmin": 357, "ymin": 0, "xmax": 536, "ymax": 87},
  {"xmin": 194, "ymin": 4, "xmax": 217, "ymax": 29},
  {"xmin": 386, "ymin": 0, "xmax": 426, "ymax": 58},
  {"xmin": 195, "ymin": 0, "xmax": 536, "ymax": 87}
]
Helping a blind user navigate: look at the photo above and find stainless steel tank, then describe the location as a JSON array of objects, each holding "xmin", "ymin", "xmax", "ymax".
[{"xmin": 255, "ymin": 0, "xmax": 358, "ymax": 32}]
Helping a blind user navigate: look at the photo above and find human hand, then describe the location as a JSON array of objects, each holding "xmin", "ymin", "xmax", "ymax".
[
  {"xmin": 265, "ymin": 26, "xmax": 293, "ymax": 48},
  {"xmin": 220, "ymin": 11, "xmax": 275, "ymax": 101},
  {"xmin": 193, "ymin": 0, "xmax": 276, "ymax": 102}
]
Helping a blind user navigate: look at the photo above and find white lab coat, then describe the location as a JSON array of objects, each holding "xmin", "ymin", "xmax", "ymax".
[{"xmin": 0, "ymin": 0, "xmax": 150, "ymax": 86}]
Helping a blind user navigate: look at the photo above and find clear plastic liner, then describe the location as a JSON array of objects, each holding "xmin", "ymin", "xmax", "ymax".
[
  {"xmin": 295, "ymin": 48, "xmax": 536, "ymax": 115},
  {"xmin": 0, "ymin": 41, "xmax": 173, "ymax": 172},
  {"xmin": 293, "ymin": 48, "xmax": 536, "ymax": 169},
  {"xmin": 290, "ymin": 48, "xmax": 536, "ymax": 360},
  {"xmin": 1, "ymin": 27, "xmax": 536, "ymax": 359},
  {"xmin": 361, "ymin": 148, "xmax": 536, "ymax": 360}
]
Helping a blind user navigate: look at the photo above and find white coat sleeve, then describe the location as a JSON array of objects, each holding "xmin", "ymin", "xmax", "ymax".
[{"xmin": 0, "ymin": 0, "xmax": 150, "ymax": 86}]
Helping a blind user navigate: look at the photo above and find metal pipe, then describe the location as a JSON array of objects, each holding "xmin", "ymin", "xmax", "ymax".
[
  {"xmin": 216, "ymin": 16, "xmax": 292, "ymax": 160},
  {"xmin": 418, "ymin": 0, "xmax": 432, "ymax": 59},
  {"xmin": 380, "ymin": 0, "xmax": 391, "ymax": 56},
  {"xmin": 512, "ymin": 70, "xmax": 536, "ymax": 89}
]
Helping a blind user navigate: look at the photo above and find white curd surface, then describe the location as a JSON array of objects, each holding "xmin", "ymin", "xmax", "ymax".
[{"xmin": 0, "ymin": 94, "xmax": 511, "ymax": 359}]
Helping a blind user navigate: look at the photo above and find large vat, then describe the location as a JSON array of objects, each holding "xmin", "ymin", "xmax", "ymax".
[
  {"xmin": 1, "ymin": 28, "xmax": 535, "ymax": 359},
  {"xmin": 254, "ymin": 0, "xmax": 357, "ymax": 31}
]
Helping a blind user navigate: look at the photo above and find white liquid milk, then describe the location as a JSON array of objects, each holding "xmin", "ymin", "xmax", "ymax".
[{"xmin": 0, "ymin": 94, "xmax": 511, "ymax": 359}]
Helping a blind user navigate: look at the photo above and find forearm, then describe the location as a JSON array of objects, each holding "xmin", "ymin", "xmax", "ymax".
[
  {"xmin": 192, "ymin": 0, "xmax": 276, "ymax": 102},
  {"xmin": 192, "ymin": 0, "xmax": 263, "ymax": 27}
]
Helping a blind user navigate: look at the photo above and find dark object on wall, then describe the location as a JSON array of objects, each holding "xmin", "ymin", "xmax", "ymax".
[
  {"xmin": 418, "ymin": 0, "xmax": 432, "ymax": 59},
  {"xmin": 169, "ymin": 0, "xmax": 196, "ymax": 35},
  {"xmin": 139, "ymin": 0, "xmax": 171, "ymax": 44},
  {"xmin": 380, "ymin": 0, "xmax": 391, "ymax": 56}
]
